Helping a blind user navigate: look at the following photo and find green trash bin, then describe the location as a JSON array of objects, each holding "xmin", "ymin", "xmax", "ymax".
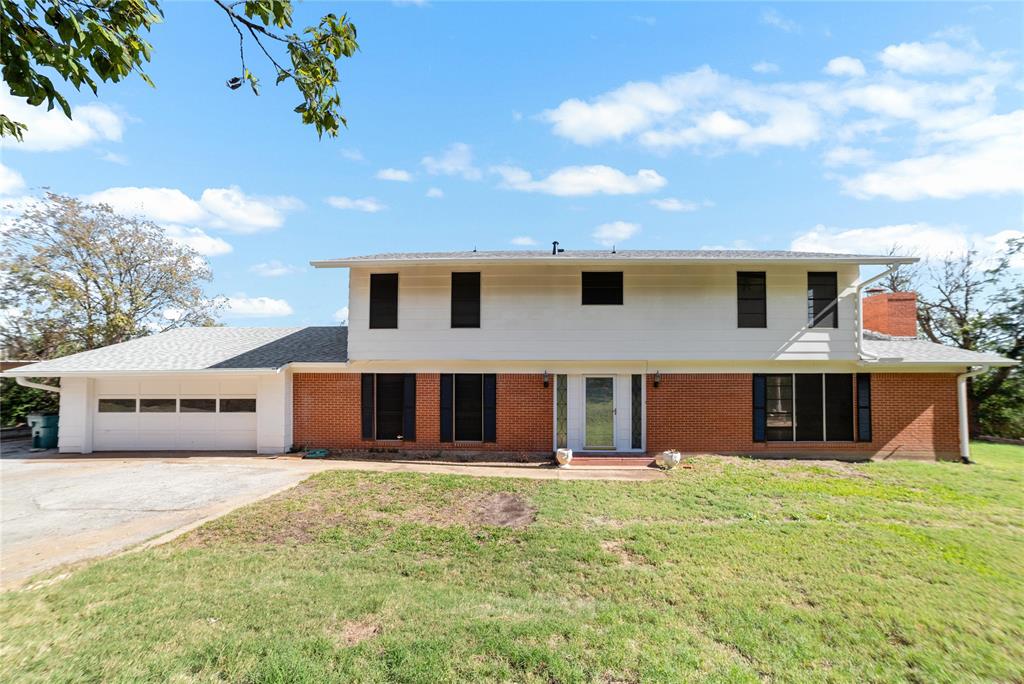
[{"xmin": 27, "ymin": 413, "xmax": 59, "ymax": 449}]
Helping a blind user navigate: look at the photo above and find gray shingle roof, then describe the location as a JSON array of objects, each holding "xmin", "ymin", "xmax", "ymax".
[
  {"xmin": 862, "ymin": 331, "xmax": 1016, "ymax": 365},
  {"xmin": 4, "ymin": 327, "xmax": 348, "ymax": 375},
  {"xmin": 312, "ymin": 249, "xmax": 917, "ymax": 268}
]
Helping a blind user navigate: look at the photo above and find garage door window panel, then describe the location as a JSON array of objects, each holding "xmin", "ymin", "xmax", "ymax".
[
  {"xmin": 180, "ymin": 399, "xmax": 216, "ymax": 413},
  {"xmin": 140, "ymin": 398, "xmax": 176, "ymax": 413},
  {"xmin": 220, "ymin": 398, "xmax": 256, "ymax": 413},
  {"xmin": 98, "ymin": 398, "xmax": 137, "ymax": 413}
]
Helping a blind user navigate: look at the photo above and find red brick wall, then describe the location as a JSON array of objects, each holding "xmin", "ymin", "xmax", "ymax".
[
  {"xmin": 863, "ymin": 292, "xmax": 918, "ymax": 337},
  {"xmin": 292, "ymin": 373, "xmax": 552, "ymax": 454},
  {"xmin": 646, "ymin": 372, "xmax": 960, "ymax": 460}
]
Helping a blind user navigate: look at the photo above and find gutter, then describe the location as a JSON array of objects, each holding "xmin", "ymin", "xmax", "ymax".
[
  {"xmin": 957, "ymin": 365, "xmax": 990, "ymax": 464},
  {"xmin": 15, "ymin": 376, "xmax": 60, "ymax": 393},
  {"xmin": 854, "ymin": 263, "xmax": 903, "ymax": 362}
]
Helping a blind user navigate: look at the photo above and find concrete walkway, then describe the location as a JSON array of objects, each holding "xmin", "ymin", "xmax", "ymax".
[{"xmin": 1, "ymin": 446, "xmax": 660, "ymax": 589}]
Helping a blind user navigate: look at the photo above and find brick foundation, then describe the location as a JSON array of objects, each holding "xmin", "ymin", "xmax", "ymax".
[
  {"xmin": 292, "ymin": 373, "xmax": 552, "ymax": 455},
  {"xmin": 645, "ymin": 372, "xmax": 960, "ymax": 460}
]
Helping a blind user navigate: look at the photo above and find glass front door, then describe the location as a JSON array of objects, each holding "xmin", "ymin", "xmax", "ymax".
[{"xmin": 584, "ymin": 376, "xmax": 615, "ymax": 450}]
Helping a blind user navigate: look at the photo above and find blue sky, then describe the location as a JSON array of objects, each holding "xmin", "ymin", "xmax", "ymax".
[{"xmin": 1, "ymin": 1, "xmax": 1022, "ymax": 326}]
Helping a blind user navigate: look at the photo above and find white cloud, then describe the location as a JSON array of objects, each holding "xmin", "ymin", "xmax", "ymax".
[
  {"xmin": 425, "ymin": 187, "xmax": 444, "ymax": 198},
  {"xmin": 86, "ymin": 187, "xmax": 207, "ymax": 224},
  {"xmin": 510, "ymin": 236, "xmax": 537, "ymax": 246},
  {"xmin": 649, "ymin": 197, "xmax": 701, "ymax": 212},
  {"xmin": 421, "ymin": 142, "xmax": 481, "ymax": 180},
  {"xmin": 0, "ymin": 163, "xmax": 25, "ymax": 195},
  {"xmin": 824, "ymin": 56, "xmax": 866, "ymax": 78},
  {"xmin": 791, "ymin": 222, "xmax": 1024, "ymax": 264},
  {"xmin": 823, "ymin": 146, "xmax": 874, "ymax": 167},
  {"xmin": 340, "ymin": 148, "xmax": 364, "ymax": 161},
  {"xmin": 492, "ymin": 165, "xmax": 666, "ymax": 196},
  {"xmin": 376, "ymin": 168, "xmax": 413, "ymax": 182},
  {"xmin": 752, "ymin": 61, "xmax": 780, "ymax": 74},
  {"xmin": 878, "ymin": 41, "xmax": 979, "ymax": 74},
  {"xmin": 84, "ymin": 185, "xmax": 302, "ymax": 233},
  {"xmin": 162, "ymin": 225, "xmax": 233, "ymax": 257},
  {"xmin": 760, "ymin": 8, "xmax": 800, "ymax": 33},
  {"xmin": 592, "ymin": 221, "xmax": 640, "ymax": 247},
  {"xmin": 333, "ymin": 306, "xmax": 349, "ymax": 323},
  {"xmin": 100, "ymin": 151, "xmax": 129, "ymax": 165},
  {"xmin": 250, "ymin": 260, "xmax": 301, "ymax": 277},
  {"xmin": 842, "ymin": 110, "xmax": 1024, "ymax": 200},
  {"xmin": 326, "ymin": 195, "xmax": 387, "ymax": 213},
  {"xmin": 0, "ymin": 90, "xmax": 125, "ymax": 152},
  {"xmin": 221, "ymin": 296, "xmax": 294, "ymax": 318}
]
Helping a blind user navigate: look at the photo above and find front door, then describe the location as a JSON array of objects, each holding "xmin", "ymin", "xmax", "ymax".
[{"xmin": 584, "ymin": 376, "xmax": 615, "ymax": 450}]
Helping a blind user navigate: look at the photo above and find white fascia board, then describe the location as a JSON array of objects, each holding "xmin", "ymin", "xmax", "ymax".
[
  {"xmin": 311, "ymin": 256, "xmax": 919, "ymax": 269},
  {"xmin": 0, "ymin": 367, "xmax": 281, "ymax": 378}
]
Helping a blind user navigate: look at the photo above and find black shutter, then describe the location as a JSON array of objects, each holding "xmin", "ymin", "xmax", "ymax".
[
  {"xmin": 631, "ymin": 374, "xmax": 643, "ymax": 449},
  {"xmin": 752, "ymin": 374, "xmax": 767, "ymax": 442},
  {"xmin": 440, "ymin": 374, "xmax": 454, "ymax": 442},
  {"xmin": 402, "ymin": 373, "xmax": 416, "ymax": 441},
  {"xmin": 483, "ymin": 373, "xmax": 497, "ymax": 442},
  {"xmin": 369, "ymin": 273, "xmax": 398, "ymax": 329},
  {"xmin": 361, "ymin": 373, "xmax": 374, "ymax": 439},
  {"xmin": 857, "ymin": 374, "xmax": 872, "ymax": 442},
  {"xmin": 451, "ymin": 272, "xmax": 481, "ymax": 328}
]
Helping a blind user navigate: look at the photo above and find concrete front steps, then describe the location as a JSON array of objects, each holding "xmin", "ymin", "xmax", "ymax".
[{"xmin": 570, "ymin": 454, "xmax": 656, "ymax": 467}]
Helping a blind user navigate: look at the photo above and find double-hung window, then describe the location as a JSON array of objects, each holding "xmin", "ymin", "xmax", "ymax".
[
  {"xmin": 807, "ymin": 272, "xmax": 838, "ymax": 328},
  {"xmin": 451, "ymin": 272, "xmax": 480, "ymax": 328},
  {"xmin": 360, "ymin": 373, "xmax": 416, "ymax": 440},
  {"xmin": 582, "ymin": 272, "xmax": 623, "ymax": 305},
  {"xmin": 737, "ymin": 272, "xmax": 767, "ymax": 328},
  {"xmin": 369, "ymin": 273, "xmax": 399, "ymax": 329},
  {"xmin": 440, "ymin": 374, "xmax": 496, "ymax": 443}
]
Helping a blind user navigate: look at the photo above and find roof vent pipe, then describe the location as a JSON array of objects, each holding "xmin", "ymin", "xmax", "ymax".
[{"xmin": 551, "ymin": 241, "xmax": 564, "ymax": 255}]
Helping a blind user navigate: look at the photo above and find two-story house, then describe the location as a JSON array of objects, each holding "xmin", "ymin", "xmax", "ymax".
[{"xmin": 6, "ymin": 249, "xmax": 1015, "ymax": 462}]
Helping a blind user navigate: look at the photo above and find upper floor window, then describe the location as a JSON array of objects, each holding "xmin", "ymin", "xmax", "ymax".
[
  {"xmin": 369, "ymin": 273, "xmax": 398, "ymax": 329},
  {"xmin": 582, "ymin": 272, "xmax": 623, "ymax": 305},
  {"xmin": 451, "ymin": 272, "xmax": 480, "ymax": 328},
  {"xmin": 807, "ymin": 272, "xmax": 838, "ymax": 328},
  {"xmin": 737, "ymin": 271, "xmax": 767, "ymax": 328}
]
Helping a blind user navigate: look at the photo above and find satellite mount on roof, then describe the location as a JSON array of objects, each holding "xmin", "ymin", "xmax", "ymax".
[{"xmin": 551, "ymin": 241, "xmax": 565, "ymax": 255}]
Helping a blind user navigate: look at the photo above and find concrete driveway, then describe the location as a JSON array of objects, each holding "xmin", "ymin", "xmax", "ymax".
[{"xmin": 1, "ymin": 443, "xmax": 313, "ymax": 588}]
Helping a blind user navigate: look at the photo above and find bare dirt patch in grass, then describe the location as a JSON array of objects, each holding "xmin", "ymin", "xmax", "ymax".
[
  {"xmin": 328, "ymin": 617, "xmax": 381, "ymax": 647},
  {"xmin": 474, "ymin": 492, "xmax": 536, "ymax": 528},
  {"xmin": 600, "ymin": 539, "xmax": 650, "ymax": 566}
]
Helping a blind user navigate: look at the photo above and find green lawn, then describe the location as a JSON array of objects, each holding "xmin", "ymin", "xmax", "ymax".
[{"xmin": 3, "ymin": 443, "xmax": 1023, "ymax": 683}]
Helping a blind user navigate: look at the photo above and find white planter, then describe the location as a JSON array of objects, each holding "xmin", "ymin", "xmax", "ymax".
[
  {"xmin": 656, "ymin": 449, "xmax": 682, "ymax": 470},
  {"xmin": 555, "ymin": 448, "xmax": 573, "ymax": 467}
]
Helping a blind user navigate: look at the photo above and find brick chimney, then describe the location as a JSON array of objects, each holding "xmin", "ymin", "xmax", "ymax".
[{"xmin": 863, "ymin": 289, "xmax": 917, "ymax": 337}]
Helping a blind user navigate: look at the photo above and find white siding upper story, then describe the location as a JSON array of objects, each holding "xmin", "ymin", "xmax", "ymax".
[{"xmin": 345, "ymin": 263, "xmax": 862, "ymax": 362}]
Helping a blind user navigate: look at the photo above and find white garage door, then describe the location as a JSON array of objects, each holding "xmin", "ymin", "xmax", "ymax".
[{"xmin": 93, "ymin": 377, "xmax": 258, "ymax": 451}]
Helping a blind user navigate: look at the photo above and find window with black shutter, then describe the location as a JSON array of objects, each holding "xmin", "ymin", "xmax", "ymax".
[
  {"xmin": 756, "ymin": 373, "xmax": 856, "ymax": 442},
  {"xmin": 582, "ymin": 272, "xmax": 623, "ymax": 305},
  {"xmin": 369, "ymin": 273, "xmax": 398, "ymax": 329},
  {"xmin": 454, "ymin": 374, "xmax": 484, "ymax": 441},
  {"xmin": 374, "ymin": 373, "xmax": 406, "ymax": 439},
  {"xmin": 765, "ymin": 374, "xmax": 794, "ymax": 441},
  {"xmin": 856, "ymin": 374, "xmax": 872, "ymax": 442},
  {"xmin": 630, "ymin": 374, "xmax": 643, "ymax": 449},
  {"xmin": 451, "ymin": 272, "xmax": 481, "ymax": 328},
  {"xmin": 737, "ymin": 272, "xmax": 767, "ymax": 328},
  {"xmin": 807, "ymin": 272, "xmax": 838, "ymax": 328}
]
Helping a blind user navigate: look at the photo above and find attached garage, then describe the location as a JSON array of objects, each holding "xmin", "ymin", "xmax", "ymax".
[{"xmin": 3, "ymin": 326, "xmax": 348, "ymax": 455}]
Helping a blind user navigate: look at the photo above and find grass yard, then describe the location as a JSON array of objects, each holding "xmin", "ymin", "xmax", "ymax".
[{"xmin": 2, "ymin": 443, "xmax": 1023, "ymax": 683}]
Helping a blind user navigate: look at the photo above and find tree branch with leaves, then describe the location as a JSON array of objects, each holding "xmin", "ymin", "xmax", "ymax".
[{"xmin": 0, "ymin": 0, "xmax": 358, "ymax": 141}]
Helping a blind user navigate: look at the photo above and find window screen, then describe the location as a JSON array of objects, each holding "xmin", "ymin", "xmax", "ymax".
[
  {"xmin": 795, "ymin": 374, "xmax": 824, "ymax": 441},
  {"xmin": 765, "ymin": 375, "xmax": 793, "ymax": 441},
  {"xmin": 453, "ymin": 374, "xmax": 483, "ymax": 441},
  {"xmin": 220, "ymin": 398, "xmax": 256, "ymax": 413},
  {"xmin": 451, "ymin": 272, "xmax": 481, "ymax": 328},
  {"xmin": 180, "ymin": 399, "xmax": 216, "ymax": 413},
  {"xmin": 140, "ymin": 398, "xmax": 176, "ymax": 413},
  {"xmin": 737, "ymin": 272, "xmax": 767, "ymax": 328},
  {"xmin": 808, "ymin": 272, "xmax": 838, "ymax": 328},
  {"xmin": 582, "ymin": 272, "xmax": 623, "ymax": 305},
  {"xmin": 369, "ymin": 273, "xmax": 398, "ymax": 329},
  {"xmin": 825, "ymin": 374, "xmax": 854, "ymax": 441},
  {"xmin": 375, "ymin": 374, "xmax": 406, "ymax": 439},
  {"xmin": 98, "ymin": 398, "xmax": 136, "ymax": 413}
]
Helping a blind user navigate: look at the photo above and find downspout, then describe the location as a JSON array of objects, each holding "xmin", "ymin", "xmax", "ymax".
[
  {"xmin": 15, "ymin": 376, "xmax": 61, "ymax": 393},
  {"xmin": 957, "ymin": 365, "xmax": 989, "ymax": 465},
  {"xmin": 855, "ymin": 263, "xmax": 902, "ymax": 362}
]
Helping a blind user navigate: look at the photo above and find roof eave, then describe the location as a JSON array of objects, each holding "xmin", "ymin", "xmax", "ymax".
[
  {"xmin": 0, "ymin": 367, "xmax": 284, "ymax": 378},
  {"xmin": 311, "ymin": 256, "xmax": 919, "ymax": 268}
]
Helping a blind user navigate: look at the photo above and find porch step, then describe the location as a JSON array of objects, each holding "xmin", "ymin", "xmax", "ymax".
[{"xmin": 570, "ymin": 455, "xmax": 655, "ymax": 467}]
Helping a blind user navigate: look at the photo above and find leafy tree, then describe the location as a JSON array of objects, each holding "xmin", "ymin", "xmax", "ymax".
[
  {"xmin": 0, "ymin": 193, "xmax": 221, "ymax": 424},
  {"xmin": 895, "ymin": 239, "xmax": 1023, "ymax": 438},
  {"xmin": 0, "ymin": 0, "xmax": 358, "ymax": 141}
]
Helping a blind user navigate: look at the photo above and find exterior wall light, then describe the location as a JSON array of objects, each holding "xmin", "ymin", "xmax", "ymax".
[
  {"xmin": 654, "ymin": 371, "xmax": 661, "ymax": 388},
  {"xmin": 543, "ymin": 370, "xmax": 550, "ymax": 388}
]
